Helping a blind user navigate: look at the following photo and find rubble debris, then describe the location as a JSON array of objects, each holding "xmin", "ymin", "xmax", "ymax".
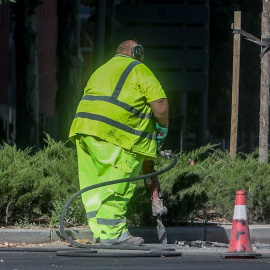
[{"xmin": 175, "ymin": 240, "xmax": 228, "ymax": 248}]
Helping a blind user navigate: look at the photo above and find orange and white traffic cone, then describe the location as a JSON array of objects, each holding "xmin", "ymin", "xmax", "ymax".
[{"xmin": 220, "ymin": 190, "xmax": 261, "ymax": 259}]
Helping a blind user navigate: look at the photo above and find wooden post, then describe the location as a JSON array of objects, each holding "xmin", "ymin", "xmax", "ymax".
[{"xmin": 230, "ymin": 11, "xmax": 241, "ymax": 159}]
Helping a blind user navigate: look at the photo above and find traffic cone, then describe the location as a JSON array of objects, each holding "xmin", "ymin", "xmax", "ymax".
[{"xmin": 220, "ymin": 190, "xmax": 261, "ymax": 259}]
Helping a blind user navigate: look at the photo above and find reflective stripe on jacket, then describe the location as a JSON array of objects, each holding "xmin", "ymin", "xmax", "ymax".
[{"xmin": 69, "ymin": 56, "xmax": 166, "ymax": 158}]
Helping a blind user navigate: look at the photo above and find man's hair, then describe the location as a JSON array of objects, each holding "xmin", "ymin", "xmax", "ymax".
[
  {"xmin": 116, "ymin": 40, "xmax": 138, "ymax": 55},
  {"xmin": 116, "ymin": 39, "xmax": 144, "ymax": 62}
]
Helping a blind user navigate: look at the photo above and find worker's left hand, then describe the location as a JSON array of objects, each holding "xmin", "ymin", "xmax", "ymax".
[
  {"xmin": 152, "ymin": 195, "xmax": 168, "ymax": 216},
  {"xmin": 156, "ymin": 123, "xmax": 168, "ymax": 143}
]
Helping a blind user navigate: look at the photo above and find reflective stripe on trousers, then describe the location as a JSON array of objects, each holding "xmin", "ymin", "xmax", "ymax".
[{"xmin": 76, "ymin": 135, "xmax": 145, "ymax": 243}]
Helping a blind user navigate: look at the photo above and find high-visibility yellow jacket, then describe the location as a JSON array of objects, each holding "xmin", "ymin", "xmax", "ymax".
[{"xmin": 69, "ymin": 55, "xmax": 167, "ymax": 158}]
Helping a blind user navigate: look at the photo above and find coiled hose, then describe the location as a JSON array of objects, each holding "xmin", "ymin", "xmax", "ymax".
[{"xmin": 59, "ymin": 150, "xmax": 177, "ymax": 249}]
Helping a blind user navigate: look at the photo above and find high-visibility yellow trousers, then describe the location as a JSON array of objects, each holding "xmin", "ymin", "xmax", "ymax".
[{"xmin": 75, "ymin": 134, "xmax": 145, "ymax": 244}]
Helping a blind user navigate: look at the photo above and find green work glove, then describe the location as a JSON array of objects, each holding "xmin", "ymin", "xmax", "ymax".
[{"xmin": 156, "ymin": 123, "xmax": 168, "ymax": 144}]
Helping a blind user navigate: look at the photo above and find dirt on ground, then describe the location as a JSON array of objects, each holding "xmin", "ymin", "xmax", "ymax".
[{"xmin": 0, "ymin": 239, "xmax": 95, "ymax": 248}]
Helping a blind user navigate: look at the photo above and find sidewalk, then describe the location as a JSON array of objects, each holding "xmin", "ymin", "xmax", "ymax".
[{"xmin": 1, "ymin": 224, "xmax": 270, "ymax": 245}]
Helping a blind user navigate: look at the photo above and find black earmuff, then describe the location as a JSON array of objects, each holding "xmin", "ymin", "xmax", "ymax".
[{"xmin": 132, "ymin": 44, "xmax": 144, "ymax": 62}]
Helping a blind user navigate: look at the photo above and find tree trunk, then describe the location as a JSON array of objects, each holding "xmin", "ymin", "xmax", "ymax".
[
  {"xmin": 56, "ymin": 0, "xmax": 83, "ymax": 141},
  {"xmin": 259, "ymin": 0, "xmax": 270, "ymax": 163},
  {"xmin": 13, "ymin": 0, "xmax": 42, "ymax": 151}
]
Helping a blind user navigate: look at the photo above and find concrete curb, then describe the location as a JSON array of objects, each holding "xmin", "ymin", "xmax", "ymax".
[{"xmin": 1, "ymin": 225, "xmax": 270, "ymax": 245}]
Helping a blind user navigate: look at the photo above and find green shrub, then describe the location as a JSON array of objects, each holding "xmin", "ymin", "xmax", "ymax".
[
  {"xmin": 128, "ymin": 145, "xmax": 270, "ymax": 226},
  {"xmin": 0, "ymin": 134, "xmax": 86, "ymax": 227},
  {"xmin": 1, "ymin": 137, "xmax": 270, "ymax": 227}
]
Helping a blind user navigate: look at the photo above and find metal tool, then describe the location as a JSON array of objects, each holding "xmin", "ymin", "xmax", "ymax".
[
  {"xmin": 143, "ymin": 159, "xmax": 168, "ymax": 244},
  {"xmin": 157, "ymin": 215, "xmax": 167, "ymax": 244}
]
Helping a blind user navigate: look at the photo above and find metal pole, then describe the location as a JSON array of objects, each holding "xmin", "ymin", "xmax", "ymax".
[
  {"xmin": 180, "ymin": 91, "xmax": 187, "ymax": 150},
  {"xmin": 230, "ymin": 11, "xmax": 241, "ymax": 159},
  {"xmin": 198, "ymin": 90, "xmax": 208, "ymax": 147}
]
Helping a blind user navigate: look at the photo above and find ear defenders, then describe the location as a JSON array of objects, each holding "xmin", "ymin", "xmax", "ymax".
[{"xmin": 131, "ymin": 44, "xmax": 144, "ymax": 62}]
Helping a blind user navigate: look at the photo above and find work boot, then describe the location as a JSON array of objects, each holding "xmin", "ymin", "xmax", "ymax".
[{"xmin": 118, "ymin": 236, "xmax": 144, "ymax": 246}]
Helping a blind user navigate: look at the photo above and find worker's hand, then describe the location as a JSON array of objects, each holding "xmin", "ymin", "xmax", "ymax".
[
  {"xmin": 152, "ymin": 195, "xmax": 168, "ymax": 216},
  {"xmin": 156, "ymin": 123, "xmax": 168, "ymax": 143}
]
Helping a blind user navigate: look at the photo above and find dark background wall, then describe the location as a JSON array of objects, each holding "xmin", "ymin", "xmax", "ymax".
[{"xmin": 0, "ymin": 0, "xmax": 263, "ymax": 153}]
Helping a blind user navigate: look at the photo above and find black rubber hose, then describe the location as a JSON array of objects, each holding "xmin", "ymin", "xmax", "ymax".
[{"xmin": 60, "ymin": 152, "xmax": 177, "ymax": 249}]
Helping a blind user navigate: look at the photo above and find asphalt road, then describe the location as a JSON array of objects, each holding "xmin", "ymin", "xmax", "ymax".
[{"xmin": 1, "ymin": 246, "xmax": 270, "ymax": 270}]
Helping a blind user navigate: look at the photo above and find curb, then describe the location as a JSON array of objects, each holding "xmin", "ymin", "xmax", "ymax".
[{"xmin": 1, "ymin": 225, "xmax": 270, "ymax": 245}]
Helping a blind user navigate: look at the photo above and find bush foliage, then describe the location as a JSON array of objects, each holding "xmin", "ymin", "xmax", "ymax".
[
  {"xmin": 128, "ymin": 145, "xmax": 270, "ymax": 226},
  {"xmin": 0, "ymin": 135, "xmax": 85, "ymax": 227},
  {"xmin": 1, "ymin": 137, "xmax": 270, "ymax": 227}
]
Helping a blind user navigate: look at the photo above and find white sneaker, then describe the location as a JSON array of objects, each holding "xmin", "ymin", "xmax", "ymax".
[{"xmin": 118, "ymin": 236, "xmax": 144, "ymax": 246}]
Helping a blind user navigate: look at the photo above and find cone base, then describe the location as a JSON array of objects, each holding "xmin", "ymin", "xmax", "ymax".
[{"xmin": 219, "ymin": 252, "xmax": 262, "ymax": 259}]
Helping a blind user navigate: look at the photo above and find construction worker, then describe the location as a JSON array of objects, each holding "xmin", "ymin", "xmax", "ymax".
[{"xmin": 69, "ymin": 39, "xmax": 169, "ymax": 246}]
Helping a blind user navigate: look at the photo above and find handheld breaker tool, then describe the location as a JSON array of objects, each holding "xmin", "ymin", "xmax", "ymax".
[{"xmin": 143, "ymin": 151, "xmax": 171, "ymax": 244}]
